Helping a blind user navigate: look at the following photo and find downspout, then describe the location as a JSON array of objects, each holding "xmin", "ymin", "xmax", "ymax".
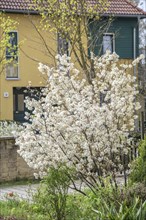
[
  {"xmin": 133, "ymin": 27, "xmax": 136, "ymax": 71},
  {"xmin": 133, "ymin": 26, "xmax": 139, "ymax": 131},
  {"xmin": 136, "ymin": 16, "xmax": 145, "ymax": 138}
]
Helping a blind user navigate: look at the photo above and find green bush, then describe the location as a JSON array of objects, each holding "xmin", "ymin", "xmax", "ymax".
[
  {"xmin": 93, "ymin": 197, "xmax": 146, "ymax": 220},
  {"xmin": 125, "ymin": 183, "xmax": 146, "ymax": 203},
  {"xmin": 33, "ymin": 165, "xmax": 76, "ymax": 220},
  {"xmin": 80, "ymin": 179, "xmax": 146, "ymax": 220},
  {"xmin": 129, "ymin": 138, "xmax": 146, "ymax": 186},
  {"xmin": 32, "ymin": 165, "xmax": 99, "ymax": 220}
]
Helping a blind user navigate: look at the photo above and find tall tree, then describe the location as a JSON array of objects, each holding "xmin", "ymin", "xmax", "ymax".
[{"xmin": 31, "ymin": 0, "xmax": 110, "ymax": 83}]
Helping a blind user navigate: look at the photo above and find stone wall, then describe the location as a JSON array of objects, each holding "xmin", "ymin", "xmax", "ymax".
[{"xmin": 0, "ymin": 137, "xmax": 34, "ymax": 182}]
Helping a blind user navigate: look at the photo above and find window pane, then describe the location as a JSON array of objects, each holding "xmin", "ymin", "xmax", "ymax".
[
  {"xmin": 18, "ymin": 94, "xmax": 24, "ymax": 111},
  {"xmin": 6, "ymin": 59, "xmax": 18, "ymax": 78},
  {"xmin": 6, "ymin": 32, "xmax": 18, "ymax": 57},
  {"xmin": 58, "ymin": 34, "xmax": 69, "ymax": 55},
  {"xmin": 103, "ymin": 35, "xmax": 113, "ymax": 53}
]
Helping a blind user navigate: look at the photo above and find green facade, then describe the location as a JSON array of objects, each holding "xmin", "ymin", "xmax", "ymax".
[{"xmin": 89, "ymin": 17, "xmax": 139, "ymax": 58}]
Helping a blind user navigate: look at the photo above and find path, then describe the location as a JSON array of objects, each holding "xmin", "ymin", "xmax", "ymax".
[
  {"xmin": 0, "ymin": 184, "xmax": 39, "ymax": 201},
  {"xmin": 0, "ymin": 176, "xmax": 124, "ymax": 202}
]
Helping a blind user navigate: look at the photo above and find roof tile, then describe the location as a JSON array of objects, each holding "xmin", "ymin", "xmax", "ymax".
[
  {"xmin": 0, "ymin": 0, "xmax": 146, "ymax": 16},
  {"xmin": 106, "ymin": 0, "xmax": 146, "ymax": 15}
]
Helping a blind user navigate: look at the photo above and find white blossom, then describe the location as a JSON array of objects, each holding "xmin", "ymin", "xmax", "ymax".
[
  {"xmin": 0, "ymin": 121, "xmax": 22, "ymax": 138},
  {"xmin": 15, "ymin": 52, "xmax": 141, "ymax": 184}
]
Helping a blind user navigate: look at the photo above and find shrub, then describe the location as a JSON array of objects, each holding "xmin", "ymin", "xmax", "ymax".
[
  {"xmin": 129, "ymin": 138, "xmax": 146, "ymax": 186},
  {"xmin": 33, "ymin": 165, "xmax": 74, "ymax": 220},
  {"xmin": 93, "ymin": 197, "xmax": 146, "ymax": 220},
  {"xmin": 125, "ymin": 183, "xmax": 146, "ymax": 203}
]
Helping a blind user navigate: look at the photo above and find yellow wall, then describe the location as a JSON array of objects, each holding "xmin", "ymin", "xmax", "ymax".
[{"xmin": 0, "ymin": 13, "xmax": 57, "ymax": 120}]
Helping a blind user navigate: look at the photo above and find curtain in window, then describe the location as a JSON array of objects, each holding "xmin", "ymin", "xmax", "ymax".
[{"xmin": 103, "ymin": 35, "xmax": 113, "ymax": 53}]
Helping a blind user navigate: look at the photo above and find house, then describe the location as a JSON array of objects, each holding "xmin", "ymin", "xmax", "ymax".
[
  {"xmin": 135, "ymin": 0, "xmax": 146, "ymax": 123},
  {"xmin": 0, "ymin": 0, "xmax": 146, "ymax": 123}
]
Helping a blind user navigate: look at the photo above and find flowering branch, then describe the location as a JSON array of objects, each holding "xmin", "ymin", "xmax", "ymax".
[{"xmin": 15, "ymin": 51, "xmax": 143, "ymax": 188}]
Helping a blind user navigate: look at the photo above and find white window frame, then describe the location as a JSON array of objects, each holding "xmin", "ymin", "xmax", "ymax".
[
  {"xmin": 103, "ymin": 33, "xmax": 115, "ymax": 54},
  {"xmin": 6, "ymin": 31, "xmax": 19, "ymax": 80}
]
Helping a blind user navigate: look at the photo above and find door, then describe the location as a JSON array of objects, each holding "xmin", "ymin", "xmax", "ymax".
[
  {"xmin": 13, "ymin": 87, "xmax": 42, "ymax": 123},
  {"xmin": 13, "ymin": 87, "xmax": 26, "ymax": 122}
]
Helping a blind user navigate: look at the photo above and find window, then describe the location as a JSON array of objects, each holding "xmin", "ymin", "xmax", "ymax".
[
  {"xmin": 57, "ymin": 33, "xmax": 69, "ymax": 56},
  {"xmin": 103, "ymin": 33, "xmax": 115, "ymax": 54},
  {"xmin": 6, "ymin": 31, "xmax": 18, "ymax": 79}
]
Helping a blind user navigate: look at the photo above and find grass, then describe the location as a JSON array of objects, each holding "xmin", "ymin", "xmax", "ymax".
[
  {"xmin": 1, "ymin": 189, "xmax": 146, "ymax": 220},
  {"xmin": 0, "ymin": 200, "xmax": 49, "ymax": 220},
  {"xmin": 0, "ymin": 180, "xmax": 43, "ymax": 220}
]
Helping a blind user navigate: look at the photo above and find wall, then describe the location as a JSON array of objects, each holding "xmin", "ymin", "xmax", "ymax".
[{"xmin": 0, "ymin": 137, "xmax": 34, "ymax": 182}]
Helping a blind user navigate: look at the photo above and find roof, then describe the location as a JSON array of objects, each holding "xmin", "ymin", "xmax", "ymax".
[
  {"xmin": 106, "ymin": 0, "xmax": 146, "ymax": 16},
  {"xmin": 0, "ymin": 0, "xmax": 34, "ymax": 13},
  {"xmin": 0, "ymin": 0, "xmax": 146, "ymax": 17}
]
